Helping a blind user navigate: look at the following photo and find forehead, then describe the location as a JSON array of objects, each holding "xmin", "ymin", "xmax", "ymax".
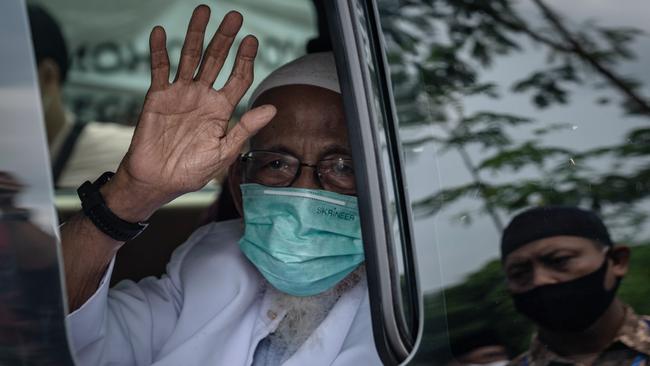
[
  {"xmin": 250, "ymin": 85, "xmax": 348, "ymax": 153},
  {"xmin": 504, "ymin": 235, "xmax": 602, "ymax": 264}
]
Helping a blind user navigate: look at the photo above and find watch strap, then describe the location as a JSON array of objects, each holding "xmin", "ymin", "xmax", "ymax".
[{"xmin": 77, "ymin": 172, "xmax": 149, "ymax": 241}]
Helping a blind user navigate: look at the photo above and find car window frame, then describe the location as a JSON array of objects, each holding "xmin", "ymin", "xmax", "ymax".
[{"xmin": 324, "ymin": 1, "xmax": 422, "ymax": 364}]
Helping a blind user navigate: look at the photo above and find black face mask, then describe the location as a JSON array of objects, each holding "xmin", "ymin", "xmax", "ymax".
[{"xmin": 511, "ymin": 256, "xmax": 619, "ymax": 333}]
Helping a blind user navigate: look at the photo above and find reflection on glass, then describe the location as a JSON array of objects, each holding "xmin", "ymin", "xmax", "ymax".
[
  {"xmin": 500, "ymin": 206, "xmax": 644, "ymax": 364},
  {"xmin": 378, "ymin": 0, "xmax": 650, "ymax": 364},
  {"xmin": 446, "ymin": 329, "xmax": 510, "ymax": 366},
  {"xmin": 0, "ymin": 172, "xmax": 73, "ymax": 365},
  {"xmin": 28, "ymin": 4, "xmax": 134, "ymax": 189},
  {"xmin": 1, "ymin": 0, "xmax": 73, "ymax": 362}
]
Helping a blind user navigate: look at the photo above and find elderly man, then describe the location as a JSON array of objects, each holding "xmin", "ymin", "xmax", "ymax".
[
  {"xmin": 61, "ymin": 5, "xmax": 380, "ymax": 366},
  {"xmin": 500, "ymin": 206, "xmax": 650, "ymax": 366}
]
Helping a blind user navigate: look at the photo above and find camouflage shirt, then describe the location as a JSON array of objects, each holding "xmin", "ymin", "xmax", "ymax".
[{"xmin": 510, "ymin": 305, "xmax": 650, "ymax": 366}]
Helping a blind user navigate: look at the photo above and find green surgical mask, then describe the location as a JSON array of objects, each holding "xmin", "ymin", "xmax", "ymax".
[{"xmin": 238, "ymin": 183, "xmax": 365, "ymax": 297}]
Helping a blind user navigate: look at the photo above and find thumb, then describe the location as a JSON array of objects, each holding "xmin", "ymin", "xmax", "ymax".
[{"xmin": 222, "ymin": 104, "xmax": 276, "ymax": 155}]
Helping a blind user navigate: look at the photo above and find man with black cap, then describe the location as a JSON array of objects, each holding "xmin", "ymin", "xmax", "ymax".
[{"xmin": 501, "ymin": 206, "xmax": 650, "ymax": 365}]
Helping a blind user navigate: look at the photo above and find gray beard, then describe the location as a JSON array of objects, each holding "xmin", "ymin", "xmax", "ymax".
[{"xmin": 265, "ymin": 265, "xmax": 366, "ymax": 361}]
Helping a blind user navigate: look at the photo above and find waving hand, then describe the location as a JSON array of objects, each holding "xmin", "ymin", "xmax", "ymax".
[{"xmin": 107, "ymin": 6, "xmax": 275, "ymax": 220}]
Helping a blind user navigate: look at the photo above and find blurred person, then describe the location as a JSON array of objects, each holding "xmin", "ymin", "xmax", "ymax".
[
  {"xmin": 28, "ymin": 5, "xmax": 134, "ymax": 188},
  {"xmin": 501, "ymin": 206, "xmax": 650, "ymax": 365},
  {"xmin": 448, "ymin": 329, "xmax": 510, "ymax": 366},
  {"xmin": 60, "ymin": 5, "xmax": 380, "ymax": 366}
]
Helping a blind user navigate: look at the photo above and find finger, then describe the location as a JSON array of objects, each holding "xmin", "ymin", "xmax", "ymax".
[
  {"xmin": 221, "ymin": 35, "xmax": 258, "ymax": 106},
  {"xmin": 174, "ymin": 5, "xmax": 210, "ymax": 82},
  {"xmin": 195, "ymin": 11, "xmax": 243, "ymax": 87},
  {"xmin": 222, "ymin": 105, "xmax": 276, "ymax": 155},
  {"xmin": 149, "ymin": 26, "xmax": 170, "ymax": 91}
]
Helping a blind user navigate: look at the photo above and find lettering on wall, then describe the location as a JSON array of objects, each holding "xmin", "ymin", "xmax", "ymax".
[{"xmin": 65, "ymin": 36, "xmax": 305, "ymax": 123}]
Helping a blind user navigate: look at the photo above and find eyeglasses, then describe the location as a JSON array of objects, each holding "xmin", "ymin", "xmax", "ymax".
[{"xmin": 240, "ymin": 150, "xmax": 356, "ymax": 195}]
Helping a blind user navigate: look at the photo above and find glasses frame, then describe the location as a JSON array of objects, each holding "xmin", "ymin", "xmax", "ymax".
[{"xmin": 239, "ymin": 150, "xmax": 356, "ymax": 194}]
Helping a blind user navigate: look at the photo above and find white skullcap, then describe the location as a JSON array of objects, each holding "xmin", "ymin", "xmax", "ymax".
[{"xmin": 248, "ymin": 52, "xmax": 340, "ymax": 108}]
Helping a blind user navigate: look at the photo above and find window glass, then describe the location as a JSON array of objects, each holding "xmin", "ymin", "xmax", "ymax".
[
  {"xmin": 0, "ymin": 1, "xmax": 72, "ymax": 363},
  {"xmin": 376, "ymin": 0, "xmax": 650, "ymax": 364}
]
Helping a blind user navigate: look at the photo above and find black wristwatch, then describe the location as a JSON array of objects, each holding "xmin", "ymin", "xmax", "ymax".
[{"xmin": 77, "ymin": 172, "xmax": 149, "ymax": 241}]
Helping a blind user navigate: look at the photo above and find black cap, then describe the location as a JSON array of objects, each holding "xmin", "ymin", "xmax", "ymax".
[{"xmin": 501, "ymin": 206, "xmax": 613, "ymax": 260}]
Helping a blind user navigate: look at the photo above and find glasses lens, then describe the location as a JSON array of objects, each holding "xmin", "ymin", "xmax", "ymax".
[
  {"xmin": 242, "ymin": 151, "xmax": 298, "ymax": 187},
  {"xmin": 319, "ymin": 158, "xmax": 356, "ymax": 194}
]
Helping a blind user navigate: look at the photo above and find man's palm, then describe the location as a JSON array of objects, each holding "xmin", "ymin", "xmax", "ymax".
[
  {"xmin": 118, "ymin": 6, "xmax": 275, "ymax": 203},
  {"xmin": 129, "ymin": 84, "xmax": 233, "ymax": 192}
]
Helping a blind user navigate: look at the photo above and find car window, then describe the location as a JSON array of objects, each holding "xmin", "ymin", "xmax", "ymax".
[
  {"xmin": 0, "ymin": 1, "xmax": 73, "ymax": 364},
  {"xmin": 374, "ymin": 0, "xmax": 650, "ymax": 364}
]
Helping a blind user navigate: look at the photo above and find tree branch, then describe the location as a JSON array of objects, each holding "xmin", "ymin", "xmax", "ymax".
[
  {"xmin": 484, "ymin": 9, "xmax": 572, "ymax": 53},
  {"xmin": 532, "ymin": 0, "xmax": 650, "ymax": 116},
  {"xmin": 441, "ymin": 110, "xmax": 505, "ymax": 232},
  {"xmin": 456, "ymin": 143, "xmax": 505, "ymax": 232}
]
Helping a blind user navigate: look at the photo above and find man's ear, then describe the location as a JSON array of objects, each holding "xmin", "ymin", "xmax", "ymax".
[
  {"xmin": 610, "ymin": 245, "xmax": 631, "ymax": 277},
  {"xmin": 228, "ymin": 159, "xmax": 244, "ymax": 217}
]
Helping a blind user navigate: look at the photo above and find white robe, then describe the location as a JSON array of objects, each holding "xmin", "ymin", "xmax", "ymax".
[{"xmin": 66, "ymin": 219, "xmax": 382, "ymax": 366}]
